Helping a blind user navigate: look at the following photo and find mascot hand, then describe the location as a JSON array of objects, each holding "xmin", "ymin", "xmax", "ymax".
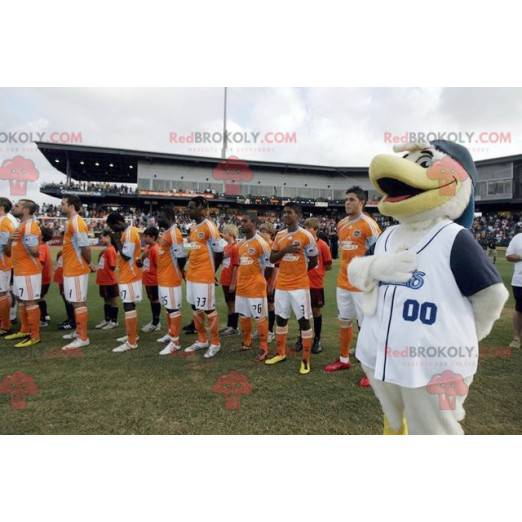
[{"xmin": 369, "ymin": 250, "xmax": 417, "ymax": 284}]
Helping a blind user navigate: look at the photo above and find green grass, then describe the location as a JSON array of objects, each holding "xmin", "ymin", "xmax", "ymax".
[{"xmin": 0, "ymin": 252, "xmax": 520, "ymax": 434}]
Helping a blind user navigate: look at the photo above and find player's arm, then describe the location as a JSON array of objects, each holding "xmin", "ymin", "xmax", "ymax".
[
  {"xmin": 304, "ymin": 235, "xmax": 319, "ymax": 271},
  {"xmin": 209, "ymin": 226, "xmax": 225, "ymax": 271},
  {"xmin": 24, "ymin": 234, "xmax": 40, "ymax": 257},
  {"xmin": 322, "ymin": 242, "xmax": 333, "ymax": 271},
  {"xmin": 0, "ymin": 226, "xmax": 11, "ymax": 257},
  {"xmin": 269, "ymin": 241, "xmax": 299, "ymax": 263},
  {"xmin": 506, "ymin": 240, "xmax": 521, "ymax": 262},
  {"xmin": 171, "ymin": 233, "xmax": 188, "ymax": 273},
  {"xmin": 112, "ymin": 233, "xmax": 131, "ymax": 261}
]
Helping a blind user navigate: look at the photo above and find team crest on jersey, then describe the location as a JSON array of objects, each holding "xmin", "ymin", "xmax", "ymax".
[
  {"xmin": 197, "ymin": 232, "xmax": 205, "ymax": 239},
  {"xmin": 379, "ymin": 270, "xmax": 426, "ymax": 290},
  {"xmin": 247, "ymin": 247, "xmax": 256, "ymax": 255},
  {"xmin": 353, "ymin": 230, "xmax": 361, "ymax": 238}
]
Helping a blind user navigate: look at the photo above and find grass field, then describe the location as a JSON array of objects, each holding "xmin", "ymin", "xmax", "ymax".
[{"xmin": 0, "ymin": 252, "xmax": 520, "ymax": 434}]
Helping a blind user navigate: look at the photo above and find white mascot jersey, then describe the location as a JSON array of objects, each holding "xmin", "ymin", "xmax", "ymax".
[{"xmin": 356, "ymin": 219, "xmax": 479, "ymax": 388}]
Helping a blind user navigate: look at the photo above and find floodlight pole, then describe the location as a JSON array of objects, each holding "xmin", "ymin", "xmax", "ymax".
[{"xmin": 221, "ymin": 87, "xmax": 228, "ymax": 159}]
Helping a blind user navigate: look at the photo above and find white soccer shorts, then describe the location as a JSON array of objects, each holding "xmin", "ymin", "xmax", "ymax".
[
  {"xmin": 274, "ymin": 288, "xmax": 312, "ymax": 320},
  {"xmin": 336, "ymin": 287, "xmax": 363, "ymax": 323},
  {"xmin": 159, "ymin": 285, "xmax": 182, "ymax": 310},
  {"xmin": 119, "ymin": 280, "xmax": 143, "ymax": 304},
  {"xmin": 0, "ymin": 269, "xmax": 11, "ymax": 293},
  {"xmin": 186, "ymin": 281, "xmax": 216, "ymax": 311},
  {"xmin": 13, "ymin": 274, "xmax": 42, "ymax": 301},
  {"xmin": 63, "ymin": 274, "xmax": 89, "ymax": 303},
  {"xmin": 235, "ymin": 295, "xmax": 268, "ymax": 319}
]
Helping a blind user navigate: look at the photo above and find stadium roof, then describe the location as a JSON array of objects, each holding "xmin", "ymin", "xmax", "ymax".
[{"xmin": 35, "ymin": 141, "xmax": 368, "ymax": 183}]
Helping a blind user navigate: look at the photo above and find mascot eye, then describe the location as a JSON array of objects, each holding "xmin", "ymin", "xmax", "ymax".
[{"xmin": 416, "ymin": 154, "xmax": 433, "ymax": 168}]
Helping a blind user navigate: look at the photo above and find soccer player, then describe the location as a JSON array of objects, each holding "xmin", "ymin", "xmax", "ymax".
[
  {"xmin": 184, "ymin": 196, "xmax": 224, "ymax": 358},
  {"xmin": 155, "ymin": 206, "xmax": 187, "ymax": 355},
  {"xmin": 141, "ymin": 226, "xmax": 161, "ymax": 333},
  {"xmin": 219, "ymin": 224, "xmax": 240, "ymax": 336},
  {"xmin": 38, "ymin": 226, "xmax": 53, "ymax": 327},
  {"xmin": 236, "ymin": 211, "xmax": 271, "ymax": 361},
  {"xmin": 258, "ymin": 222, "xmax": 277, "ymax": 342},
  {"xmin": 4, "ymin": 199, "xmax": 42, "ymax": 347},
  {"xmin": 324, "ymin": 186, "xmax": 381, "ymax": 373},
  {"xmin": 302, "ymin": 217, "xmax": 332, "ymax": 354},
  {"xmin": 60, "ymin": 195, "xmax": 91, "ymax": 350},
  {"xmin": 107, "ymin": 212, "xmax": 142, "ymax": 353},
  {"xmin": 0, "ymin": 197, "xmax": 17, "ymax": 335},
  {"xmin": 265, "ymin": 203, "xmax": 318, "ymax": 374},
  {"xmin": 94, "ymin": 229, "xmax": 119, "ymax": 330},
  {"xmin": 55, "ymin": 246, "xmax": 76, "ymax": 331}
]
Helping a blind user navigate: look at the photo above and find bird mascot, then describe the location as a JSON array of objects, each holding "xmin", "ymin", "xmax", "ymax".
[{"xmin": 348, "ymin": 140, "xmax": 509, "ymax": 435}]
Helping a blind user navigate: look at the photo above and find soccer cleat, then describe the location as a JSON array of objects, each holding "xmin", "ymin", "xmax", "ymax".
[
  {"xmin": 101, "ymin": 321, "xmax": 118, "ymax": 330},
  {"xmin": 204, "ymin": 344, "xmax": 221, "ymax": 358},
  {"xmin": 40, "ymin": 321, "xmax": 49, "ymax": 327},
  {"xmin": 141, "ymin": 322, "xmax": 161, "ymax": 333},
  {"xmin": 5, "ymin": 331, "xmax": 30, "ymax": 341},
  {"xmin": 159, "ymin": 341, "xmax": 181, "ymax": 355},
  {"xmin": 358, "ymin": 375, "xmax": 371, "ymax": 388},
  {"xmin": 255, "ymin": 351, "xmax": 269, "ymax": 362},
  {"xmin": 294, "ymin": 337, "xmax": 303, "ymax": 352},
  {"xmin": 324, "ymin": 359, "xmax": 352, "ymax": 373},
  {"xmin": 62, "ymin": 331, "xmax": 77, "ymax": 340},
  {"xmin": 15, "ymin": 338, "xmax": 41, "ymax": 348},
  {"xmin": 62, "ymin": 338, "xmax": 90, "ymax": 351},
  {"xmin": 116, "ymin": 335, "xmax": 140, "ymax": 343},
  {"xmin": 0, "ymin": 329, "xmax": 10, "ymax": 336},
  {"xmin": 265, "ymin": 354, "xmax": 287, "ymax": 365},
  {"xmin": 220, "ymin": 326, "xmax": 238, "ymax": 337},
  {"xmin": 157, "ymin": 333, "xmax": 173, "ymax": 343},
  {"xmin": 184, "ymin": 341, "xmax": 209, "ymax": 353},
  {"xmin": 95, "ymin": 320, "xmax": 108, "ymax": 329},
  {"xmin": 58, "ymin": 320, "xmax": 74, "ymax": 330},
  {"xmin": 311, "ymin": 339, "xmax": 322, "ymax": 354},
  {"xmin": 508, "ymin": 338, "xmax": 520, "ymax": 349},
  {"xmin": 112, "ymin": 341, "xmax": 138, "ymax": 353},
  {"xmin": 240, "ymin": 344, "xmax": 253, "ymax": 351},
  {"xmin": 299, "ymin": 360, "xmax": 311, "ymax": 375}
]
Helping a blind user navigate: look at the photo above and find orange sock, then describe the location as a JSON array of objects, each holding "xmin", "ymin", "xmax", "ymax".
[
  {"xmin": 168, "ymin": 310, "xmax": 182, "ymax": 344},
  {"xmin": 239, "ymin": 316, "xmax": 252, "ymax": 347},
  {"xmin": 256, "ymin": 317, "xmax": 269, "ymax": 353},
  {"xmin": 18, "ymin": 303, "xmax": 29, "ymax": 334},
  {"xmin": 0, "ymin": 294, "xmax": 10, "ymax": 331},
  {"xmin": 207, "ymin": 310, "xmax": 220, "ymax": 346},
  {"xmin": 275, "ymin": 324, "xmax": 288, "ymax": 356},
  {"xmin": 75, "ymin": 306, "xmax": 89, "ymax": 341},
  {"xmin": 339, "ymin": 320, "xmax": 353, "ymax": 363},
  {"xmin": 301, "ymin": 328, "xmax": 314, "ymax": 362},
  {"xmin": 26, "ymin": 304, "xmax": 41, "ymax": 341},
  {"xmin": 125, "ymin": 310, "xmax": 138, "ymax": 346},
  {"xmin": 193, "ymin": 311, "xmax": 208, "ymax": 344}
]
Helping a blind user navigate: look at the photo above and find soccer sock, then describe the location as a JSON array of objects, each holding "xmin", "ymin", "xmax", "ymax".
[
  {"xmin": 275, "ymin": 324, "xmax": 288, "ymax": 357},
  {"xmin": 151, "ymin": 302, "xmax": 161, "ymax": 325},
  {"xmin": 75, "ymin": 306, "xmax": 89, "ymax": 341},
  {"xmin": 168, "ymin": 310, "xmax": 182, "ymax": 344},
  {"xmin": 0, "ymin": 294, "xmax": 10, "ymax": 330},
  {"xmin": 301, "ymin": 328, "xmax": 314, "ymax": 362},
  {"xmin": 125, "ymin": 310, "xmax": 138, "ymax": 346},
  {"xmin": 207, "ymin": 310, "xmax": 220, "ymax": 346},
  {"xmin": 229, "ymin": 312, "xmax": 239, "ymax": 329},
  {"xmin": 26, "ymin": 304, "xmax": 41, "ymax": 341},
  {"xmin": 313, "ymin": 315, "xmax": 322, "ymax": 341},
  {"xmin": 65, "ymin": 300, "xmax": 75, "ymax": 325},
  {"xmin": 10, "ymin": 297, "xmax": 17, "ymax": 321},
  {"xmin": 104, "ymin": 303, "xmax": 111, "ymax": 322},
  {"xmin": 19, "ymin": 303, "xmax": 29, "ymax": 334},
  {"xmin": 256, "ymin": 317, "xmax": 269, "ymax": 353},
  {"xmin": 192, "ymin": 310, "xmax": 208, "ymax": 344},
  {"xmin": 239, "ymin": 316, "xmax": 252, "ymax": 347},
  {"xmin": 339, "ymin": 320, "xmax": 353, "ymax": 364},
  {"xmin": 38, "ymin": 300, "xmax": 48, "ymax": 320},
  {"xmin": 268, "ymin": 310, "xmax": 275, "ymax": 333}
]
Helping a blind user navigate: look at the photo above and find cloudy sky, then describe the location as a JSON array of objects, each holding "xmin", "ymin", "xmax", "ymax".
[{"xmin": 1, "ymin": 87, "xmax": 521, "ymax": 203}]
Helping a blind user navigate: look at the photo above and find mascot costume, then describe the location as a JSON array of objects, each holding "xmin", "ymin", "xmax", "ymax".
[{"xmin": 349, "ymin": 140, "xmax": 508, "ymax": 435}]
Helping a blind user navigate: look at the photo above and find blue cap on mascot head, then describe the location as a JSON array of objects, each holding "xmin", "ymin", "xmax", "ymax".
[{"xmin": 430, "ymin": 139, "xmax": 476, "ymax": 229}]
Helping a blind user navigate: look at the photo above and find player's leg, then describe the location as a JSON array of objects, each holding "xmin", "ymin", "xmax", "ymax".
[
  {"xmin": 311, "ymin": 288, "xmax": 325, "ymax": 354},
  {"xmin": 221, "ymin": 285, "xmax": 238, "ymax": 336},
  {"xmin": 509, "ymin": 286, "xmax": 522, "ymax": 348},
  {"xmin": 38, "ymin": 283, "xmax": 50, "ymax": 327},
  {"xmin": 142, "ymin": 285, "xmax": 161, "ymax": 332},
  {"xmin": 0, "ymin": 269, "xmax": 12, "ymax": 334},
  {"xmin": 113, "ymin": 282, "xmax": 142, "ymax": 352},
  {"xmin": 236, "ymin": 296, "xmax": 253, "ymax": 350},
  {"xmin": 95, "ymin": 285, "xmax": 111, "ymax": 328},
  {"xmin": 12, "ymin": 275, "xmax": 42, "ymax": 347},
  {"xmin": 291, "ymin": 289, "xmax": 313, "ymax": 374},
  {"xmin": 265, "ymin": 289, "xmax": 290, "ymax": 365},
  {"xmin": 203, "ymin": 284, "xmax": 221, "ymax": 358},
  {"xmin": 158, "ymin": 286, "xmax": 182, "ymax": 355},
  {"xmin": 255, "ymin": 297, "xmax": 270, "ymax": 361},
  {"xmin": 6, "ymin": 276, "xmax": 32, "ymax": 340},
  {"xmin": 62, "ymin": 275, "xmax": 89, "ymax": 350},
  {"xmin": 267, "ymin": 290, "xmax": 275, "ymax": 342},
  {"xmin": 184, "ymin": 281, "xmax": 210, "ymax": 351}
]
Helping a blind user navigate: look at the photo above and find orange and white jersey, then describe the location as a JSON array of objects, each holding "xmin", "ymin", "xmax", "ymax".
[
  {"xmin": 272, "ymin": 226, "xmax": 318, "ymax": 291},
  {"xmin": 0, "ymin": 213, "xmax": 18, "ymax": 272},
  {"xmin": 186, "ymin": 219, "xmax": 224, "ymax": 284},
  {"xmin": 63, "ymin": 214, "xmax": 91, "ymax": 277},
  {"xmin": 12, "ymin": 219, "xmax": 42, "ymax": 277},
  {"xmin": 236, "ymin": 233, "xmax": 271, "ymax": 298},
  {"xmin": 117, "ymin": 225, "xmax": 142, "ymax": 284},
  {"xmin": 157, "ymin": 224, "xmax": 186, "ymax": 287},
  {"xmin": 337, "ymin": 213, "xmax": 381, "ymax": 292}
]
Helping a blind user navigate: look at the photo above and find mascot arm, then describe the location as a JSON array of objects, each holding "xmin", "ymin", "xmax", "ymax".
[{"xmin": 450, "ymin": 229, "xmax": 509, "ymax": 340}]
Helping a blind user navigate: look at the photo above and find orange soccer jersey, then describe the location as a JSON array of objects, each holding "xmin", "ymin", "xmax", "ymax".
[
  {"xmin": 62, "ymin": 214, "xmax": 90, "ymax": 277},
  {"xmin": 117, "ymin": 225, "xmax": 142, "ymax": 284},
  {"xmin": 0, "ymin": 214, "xmax": 17, "ymax": 272},
  {"xmin": 12, "ymin": 219, "xmax": 42, "ymax": 277},
  {"xmin": 272, "ymin": 227, "xmax": 318, "ymax": 291},
  {"xmin": 337, "ymin": 213, "xmax": 381, "ymax": 292},
  {"xmin": 236, "ymin": 234, "xmax": 271, "ymax": 298},
  {"xmin": 157, "ymin": 225, "xmax": 185, "ymax": 287},
  {"xmin": 186, "ymin": 219, "xmax": 224, "ymax": 284}
]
